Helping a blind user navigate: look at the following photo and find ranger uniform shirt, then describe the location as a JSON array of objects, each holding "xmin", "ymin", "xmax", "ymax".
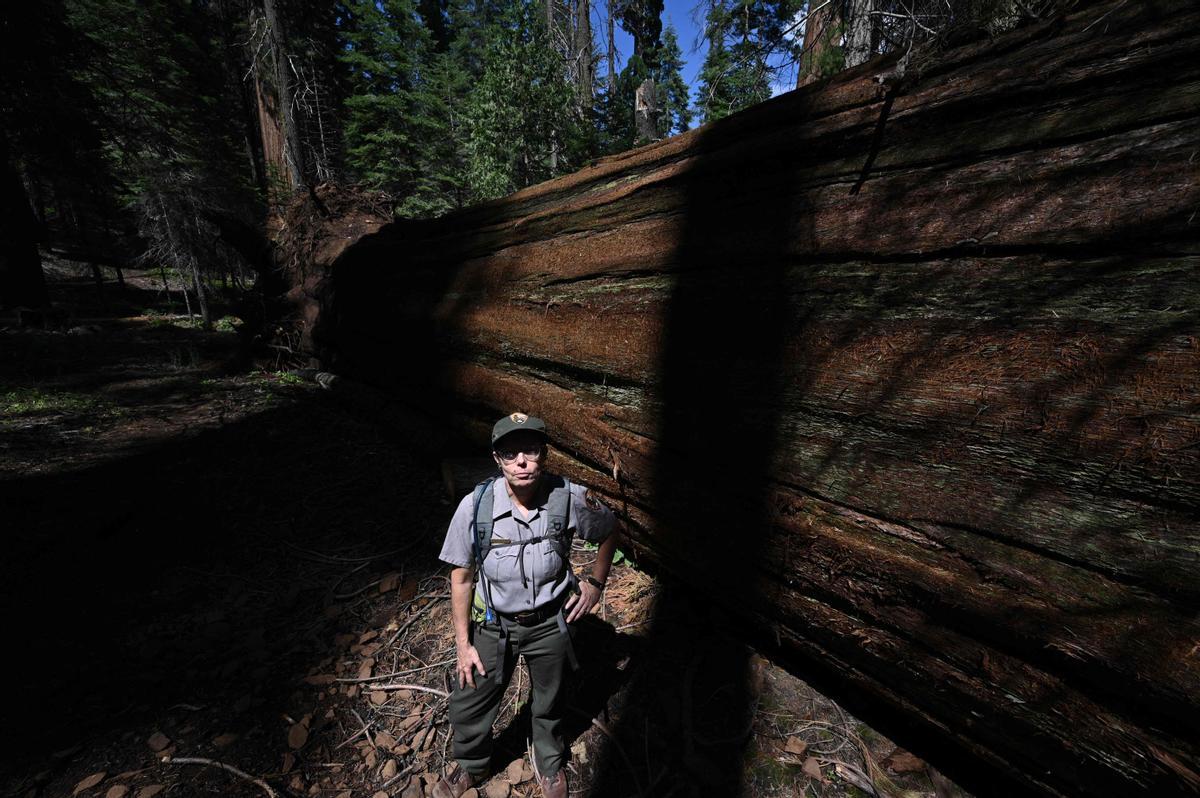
[{"xmin": 438, "ymin": 476, "xmax": 615, "ymax": 615}]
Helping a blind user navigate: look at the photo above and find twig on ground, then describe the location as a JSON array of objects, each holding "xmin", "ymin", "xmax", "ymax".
[
  {"xmin": 378, "ymin": 764, "xmax": 415, "ymax": 792},
  {"xmin": 336, "ymin": 657, "xmax": 455, "ymax": 684},
  {"xmin": 370, "ymin": 683, "xmax": 450, "ymax": 698},
  {"xmin": 328, "ymin": 560, "xmax": 372, "ymax": 599},
  {"xmin": 333, "ymin": 576, "xmax": 382, "ymax": 601},
  {"xmin": 383, "ymin": 593, "xmax": 448, "ymax": 648},
  {"xmin": 336, "ymin": 709, "xmax": 374, "ymax": 750},
  {"xmin": 164, "ymin": 756, "xmax": 276, "ymax": 797},
  {"xmin": 826, "ymin": 759, "xmax": 880, "ymax": 796}
]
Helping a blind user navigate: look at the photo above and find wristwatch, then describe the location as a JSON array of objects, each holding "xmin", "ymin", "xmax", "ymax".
[{"xmin": 584, "ymin": 575, "xmax": 606, "ymax": 590}]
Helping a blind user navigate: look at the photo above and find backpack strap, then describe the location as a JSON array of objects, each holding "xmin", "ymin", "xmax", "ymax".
[
  {"xmin": 471, "ymin": 478, "xmax": 498, "ymax": 624},
  {"xmin": 471, "ymin": 478, "xmax": 498, "ymax": 566},
  {"xmin": 545, "ymin": 476, "xmax": 571, "ymax": 543}
]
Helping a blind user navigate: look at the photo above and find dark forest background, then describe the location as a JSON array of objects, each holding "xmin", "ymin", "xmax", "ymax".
[{"xmin": 1, "ymin": 0, "xmax": 1056, "ymax": 322}]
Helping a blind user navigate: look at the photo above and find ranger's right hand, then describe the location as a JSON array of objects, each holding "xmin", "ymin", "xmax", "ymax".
[{"xmin": 456, "ymin": 643, "xmax": 487, "ymax": 689}]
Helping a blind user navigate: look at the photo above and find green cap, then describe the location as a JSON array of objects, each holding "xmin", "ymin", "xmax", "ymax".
[{"xmin": 491, "ymin": 412, "xmax": 548, "ymax": 446}]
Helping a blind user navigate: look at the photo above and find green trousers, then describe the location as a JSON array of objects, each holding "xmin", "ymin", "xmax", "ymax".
[{"xmin": 449, "ymin": 613, "xmax": 570, "ymax": 779}]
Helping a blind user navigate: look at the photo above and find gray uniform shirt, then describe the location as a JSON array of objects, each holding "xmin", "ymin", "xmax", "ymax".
[{"xmin": 439, "ymin": 476, "xmax": 616, "ymax": 615}]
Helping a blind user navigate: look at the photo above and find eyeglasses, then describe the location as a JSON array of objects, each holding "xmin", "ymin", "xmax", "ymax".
[{"xmin": 495, "ymin": 444, "xmax": 545, "ymax": 463}]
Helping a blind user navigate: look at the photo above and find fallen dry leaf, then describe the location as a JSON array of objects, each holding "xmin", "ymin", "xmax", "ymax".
[
  {"xmin": 374, "ymin": 730, "xmax": 396, "ymax": 750},
  {"xmin": 381, "ymin": 759, "xmax": 398, "ymax": 779},
  {"xmin": 356, "ymin": 659, "xmax": 374, "ymax": 681},
  {"xmin": 884, "ymin": 748, "xmax": 926, "ymax": 773},
  {"xmin": 370, "ymin": 690, "xmax": 388, "ymax": 705},
  {"xmin": 504, "ymin": 759, "xmax": 525, "ymax": 783},
  {"xmin": 146, "ymin": 732, "xmax": 171, "ymax": 753},
  {"xmin": 134, "ymin": 787, "xmax": 163, "ymax": 798},
  {"xmin": 379, "ymin": 572, "xmax": 401, "ymax": 593},
  {"xmin": 105, "ymin": 786, "xmax": 129, "ymax": 798},
  {"xmin": 287, "ymin": 722, "xmax": 309, "ymax": 750},
  {"xmin": 399, "ymin": 579, "xmax": 418, "ymax": 601},
  {"xmin": 372, "ymin": 792, "xmax": 389, "ymax": 798},
  {"xmin": 461, "ymin": 790, "xmax": 479, "ymax": 798},
  {"xmin": 72, "ymin": 772, "xmax": 106, "ymax": 795},
  {"xmin": 400, "ymin": 781, "xmax": 422, "ymax": 798},
  {"xmin": 483, "ymin": 781, "xmax": 511, "ymax": 798},
  {"xmin": 335, "ymin": 792, "xmax": 352, "ymax": 798},
  {"xmin": 802, "ymin": 757, "xmax": 824, "ymax": 782},
  {"xmin": 212, "ymin": 733, "xmax": 238, "ymax": 748},
  {"xmin": 282, "ymin": 752, "xmax": 296, "ymax": 774},
  {"xmin": 784, "ymin": 737, "xmax": 808, "ymax": 757}
]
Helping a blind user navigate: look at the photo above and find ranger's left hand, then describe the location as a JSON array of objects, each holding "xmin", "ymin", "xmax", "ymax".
[{"xmin": 564, "ymin": 580, "xmax": 602, "ymax": 623}]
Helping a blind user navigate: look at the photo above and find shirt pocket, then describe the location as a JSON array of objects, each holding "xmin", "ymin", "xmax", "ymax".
[
  {"xmin": 540, "ymin": 536, "xmax": 567, "ymax": 579},
  {"xmin": 482, "ymin": 547, "xmax": 521, "ymax": 585}
]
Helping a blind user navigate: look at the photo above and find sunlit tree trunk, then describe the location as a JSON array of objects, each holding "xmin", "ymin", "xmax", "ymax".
[
  {"xmin": 845, "ymin": 0, "xmax": 874, "ymax": 67},
  {"xmin": 799, "ymin": 0, "xmax": 838, "ymax": 85},
  {"xmin": 262, "ymin": 0, "xmax": 304, "ymax": 190},
  {"xmin": 574, "ymin": 0, "xmax": 595, "ymax": 117}
]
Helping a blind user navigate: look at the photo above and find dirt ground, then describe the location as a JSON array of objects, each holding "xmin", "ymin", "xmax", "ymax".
[{"xmin": 1, "ymin": 262, "xmax": 966, "ymax": 798}]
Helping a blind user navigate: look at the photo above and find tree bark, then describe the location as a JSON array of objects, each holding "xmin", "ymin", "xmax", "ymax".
[
  {"xmin": 190, "ymin": 259, "xmax": 211, "ymax": 331},
  {"xmin": 634, "ymin": 78, "xmax": 658, "ymax": 142},
  {"xmin": 799, "ymin": 0, "xmax": 838, "ymax": 85},
  {"xmin": 845, "ymin": 0, "xmax": 874, "ymax": 67},
  {"xmin": 307, "ymin": 2, "xmax": 1200, "ymax": 795},
  {"xmin": 574, "ymin": 0, "xmax": 595, "ymax": 117},
  {"xmin": 262, "ymin": 0, "xmax": 304, "ymax": 191},
  {"xmin": 606, "ymin": 0, "xmax": 616, "ymax": 93}
]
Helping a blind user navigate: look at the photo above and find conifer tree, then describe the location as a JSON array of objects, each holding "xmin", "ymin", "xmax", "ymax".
[
  {"xmin": 655, "ymin": 25, "xmax": 693, "ymax": 137},
  {"xmin": 60, "ymin": 0, "xmax": 258, "ymax": 323},
  {"xmin": 339, "ymin": 0, "xmax": 451, "ymax": 216},
  {"xmin": 698, "ymin": 0, "xmax": 802, "ymax": 123},
  {"xmin": 462, "ymin": 0, "xmax": 584, "ymax": 201}
]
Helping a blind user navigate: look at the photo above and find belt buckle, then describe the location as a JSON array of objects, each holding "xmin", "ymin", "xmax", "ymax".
[{"xmin": 512, "ymin": 610, "xmax": 536, "ymax": 624}]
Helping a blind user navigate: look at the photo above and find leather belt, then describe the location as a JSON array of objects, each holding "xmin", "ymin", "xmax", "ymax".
[{"xmin": 498, "ymin": 595, "xmax": 566, "ymax": 626}]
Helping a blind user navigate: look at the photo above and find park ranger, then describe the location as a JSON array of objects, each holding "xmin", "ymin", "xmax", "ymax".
[{"xmin": 432, "ymin": 412, "xmax": 619, "ymax": 798}]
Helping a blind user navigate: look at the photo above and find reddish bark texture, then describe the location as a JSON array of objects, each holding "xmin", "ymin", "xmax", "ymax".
[{"xmin": 310, "ymin": 2, "xmax": 1199, "ymax": 794}]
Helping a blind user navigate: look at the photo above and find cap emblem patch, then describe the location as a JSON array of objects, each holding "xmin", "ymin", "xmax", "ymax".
[{"xmin": 510, "ymin": 413, "xmax": 528, "ymax": 424}]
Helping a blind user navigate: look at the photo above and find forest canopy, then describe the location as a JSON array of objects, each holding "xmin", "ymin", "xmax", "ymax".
[{"xmin": 1, "ymin": 0, "xmax": 1060, "ymax": 313}]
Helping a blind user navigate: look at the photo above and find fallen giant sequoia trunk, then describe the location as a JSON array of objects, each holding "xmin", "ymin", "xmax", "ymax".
[{"xmin": 308, "ymin": 2, "xmax": 1200, "ymax": 794}]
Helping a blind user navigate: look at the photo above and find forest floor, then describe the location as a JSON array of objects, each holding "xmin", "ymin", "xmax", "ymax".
[{"xmin": 1, "ymin": 260, "xmax": 966, "ymax": 798}]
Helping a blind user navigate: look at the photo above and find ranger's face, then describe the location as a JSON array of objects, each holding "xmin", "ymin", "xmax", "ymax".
[{"xmin": 493, "ymin": 431, "xmax": 546, "ymax": 491}]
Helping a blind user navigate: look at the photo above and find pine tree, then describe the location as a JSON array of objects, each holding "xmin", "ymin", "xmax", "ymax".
[
  {"xmin": 462, "ymin": 0, "xmax": 585, "ymax": 201},
  {"xmin": 339, "ymin": 0, "xmax": 452, "ymax": 217},
  {"xmin": 655, "ymin": 25, "xmax": 693, "ymax": 137},
  {"xmin": 698, "ymin": 0, "xmax": 802, "ymax": 123},
  {"xmin": 61, "ymin": 0, "xmax": 264, "ymax": 324}
]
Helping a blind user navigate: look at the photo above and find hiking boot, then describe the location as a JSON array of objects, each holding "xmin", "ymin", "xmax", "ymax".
[
  {"xmin": 537, "ymin": 767, "xmax": 568, "ymax": 798},
  {"xmin": 431, "ymin": 763, "xmax": 482, "ymax": 798}
]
